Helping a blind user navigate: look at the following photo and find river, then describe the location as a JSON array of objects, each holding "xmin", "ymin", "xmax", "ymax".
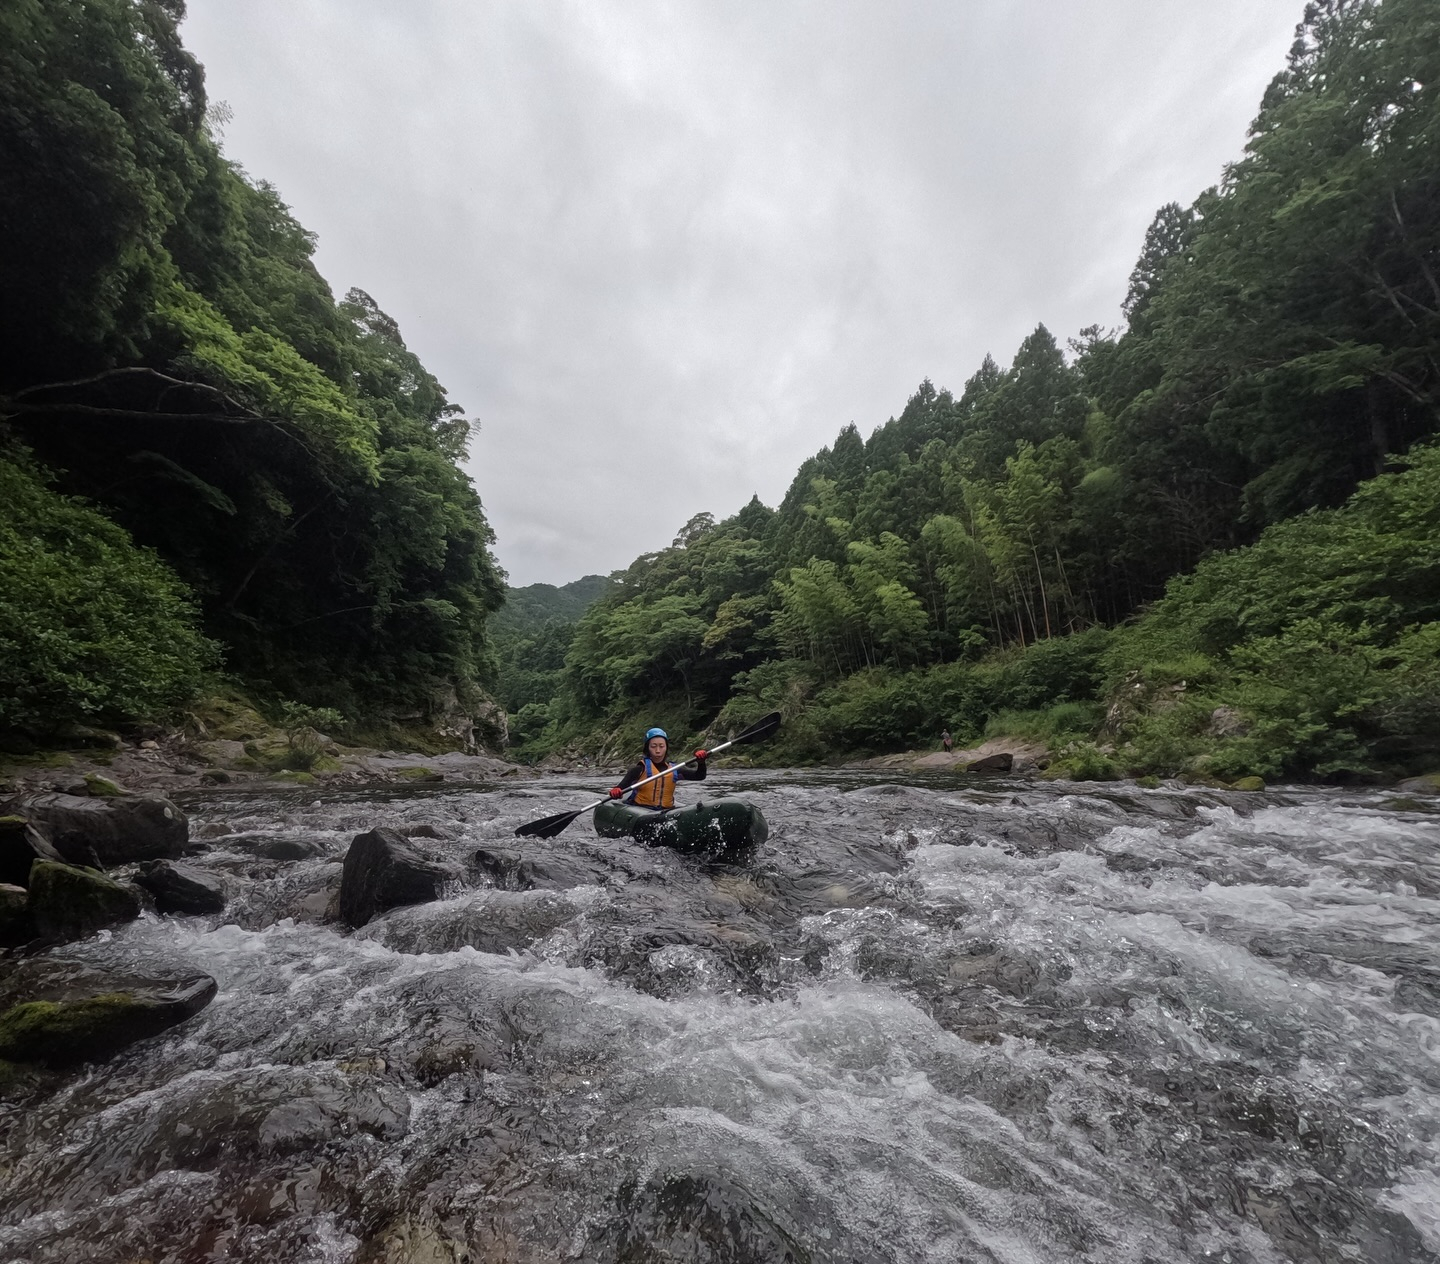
[{"xmin": 2, "ymin": 772, "xmax": 1438, "ymax": 1263}]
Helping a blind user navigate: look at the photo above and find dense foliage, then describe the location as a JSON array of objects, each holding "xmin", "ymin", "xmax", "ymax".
[
  {"xmin": 491, "ymin": 576, "xmax": 609, "ymax": 752},
  {"xmin": 1104, "ymin": 445, "xmax": 1440, "ymax": 780},
  {"xmin": 0, "ymin": 450, "xmax": 216, "ymax": 731},
  {"xmin": 527, "ymin": 0, "xmax": 1440, "ymax": 777},
  {"xmin": 0, "ymin": 0, "xmax": 504, "ymax": 733}
]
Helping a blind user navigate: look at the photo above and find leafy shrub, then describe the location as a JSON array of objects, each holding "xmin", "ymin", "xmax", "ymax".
[
  {"xmin": 1099, "ymin": 448, "xmax": 1440, "ymax": 779},
  {"xmin": 978, "ymin": 628, "xmax": 1115, "ymax": 712},
  {"xmin": 807, "ymin": 669, "xmax": 933, "ymax": 754},
  {"xmin": 0, "ymin": 453, "xmax": 217, "ymax": 732},
  {"xmin": 1118, "ymin": 701, "xmax": 1214, "ymax": 777},
  {"xmin": 1044, "ymin": 741, "xmax": 1122, "ymax": 782},
  {"xmin": 985, "ymin": 701, "xmax": 1104, "ymax": 744}
]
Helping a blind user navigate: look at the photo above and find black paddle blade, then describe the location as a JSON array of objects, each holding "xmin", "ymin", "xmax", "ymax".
[
  {"xmin": 514, "ymin": 807, "xmax": 586, "ymax": 839},
  {"xmin": 733, "ymin": 710, "xmax": 782, "ymax": 744}
]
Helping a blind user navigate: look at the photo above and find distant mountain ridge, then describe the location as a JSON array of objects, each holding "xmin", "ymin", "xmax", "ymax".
[{"xmin": 493, "ymin": 575, "xmax": 611, "ymax": 635}]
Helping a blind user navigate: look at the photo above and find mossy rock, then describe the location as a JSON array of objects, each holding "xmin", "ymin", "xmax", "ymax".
[
  {"xmin": 1381, "ymin": 797, "xmax": 1435, "ymax": 813},
  {"xmin": 1179, "ymin": 773, "xmax": 1233, "ymax": 789},
  {"xmin": 27, "ymin": 860, "xmax": 141, "ymax": 941},
  {"xmin": 0, "ymin": 1057, "xmax": 51, "ymax": 1099},
  {"xmin": 190, "ymin": 694, "xmax": 273, "ymax": 742},
  {"xmin": 1230, "ymin": 776, "xmax": 1266, "ymax": 792},
  {"xmin": 271, "ymin": 770, "xmax": 316, "ymax": 785},
  {"xmin": 82, "ymin": 773, "xmax": 128, "ymax": 797},
  {"xmin": 57, "ymin": 725, "xmax": 125, "ymax": 751},
  {"xmin": 0, "ymin": 883, "xmax": 32, "ymax": 947},
  {"xmin": 1396, "ymin": 773, "xmax": 1440, "ymax": 795},
  {"xmin": 1135, "ymin": 775, "xmax": 1161, "ymax": 789},
  {"xmin": 396, "ymin": 767, "xmax": 439, "ymax": 781},
  {"xmin": 0, "ymin": 975, "xmax": 217, "ymax": 1066}
]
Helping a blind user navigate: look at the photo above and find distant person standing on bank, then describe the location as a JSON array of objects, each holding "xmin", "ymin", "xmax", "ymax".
[{"xmin": 941, "ymin": 728, "xmax": 953, "ymax": 753}]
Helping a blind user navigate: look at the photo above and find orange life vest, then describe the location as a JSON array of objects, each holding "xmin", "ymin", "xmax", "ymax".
[{"xmin": 628, "ymin": 758, "xmax": 678, "ymax": 809}]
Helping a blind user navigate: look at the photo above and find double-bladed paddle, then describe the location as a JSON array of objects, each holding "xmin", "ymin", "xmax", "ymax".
[{"xmin": 513, "ymin": 710, "xmax": 782, "ymax": 839}]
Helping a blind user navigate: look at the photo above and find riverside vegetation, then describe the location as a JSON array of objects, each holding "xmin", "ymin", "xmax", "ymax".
[
  {"xmin": 3, "ymin": 0, "xmax": 1439, "ymax": 790},
  {"xmin": 1, "ymin": 0, "xmax": 504, "ymax": 759},
  {"xmin": 506, "ymin": 0, "xmax": 1440, "ymax": 786}
]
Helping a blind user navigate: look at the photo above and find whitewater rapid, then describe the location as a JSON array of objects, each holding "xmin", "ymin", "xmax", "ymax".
[{"xmin": 2, "ymin": 773, "xmax": 1437, "ymax": 1263}]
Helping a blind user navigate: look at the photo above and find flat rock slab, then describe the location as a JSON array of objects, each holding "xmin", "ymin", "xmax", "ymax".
[
  {"xmin": 0, "ymin": 972, "xmax": 216, "ymax": 1066},
  {"xmin": 473, "ymin": 844, "xmax": 616, "ymax": 891},
  {"xmin": 853, "ymin": 738, "xmax": 1043, "ymax": 774},
  {"xmin": 135, "ymin": 860, "xmax": 227, "ymax": 915},
  {"xmin": 6, "ymin": 793, "xmax": 188, "ymax": 866},
  {"xmin": 359, "ymin": 752, "xmax": 531, "ymax": 780},
  {"xmin": 339, "ymin": 828, "xmax": 464, "ymax": 927},
  {"xmin": 358, "ymin": 888, "xmax": 579, "ymax": 955},
  {"xmin": 220, "ymin": 833, "xmax": 329, "ymax": 862}
]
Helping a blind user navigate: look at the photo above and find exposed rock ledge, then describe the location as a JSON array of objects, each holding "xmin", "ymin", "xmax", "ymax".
[{"xmin": 844, "ymin": 736, "xmax": 1048, "ymax": 775}]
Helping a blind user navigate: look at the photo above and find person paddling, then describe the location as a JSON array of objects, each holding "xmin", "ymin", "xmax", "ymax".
[{"xmin": 609, "ymin": 727, "xmax": 707, "ymax": 810}]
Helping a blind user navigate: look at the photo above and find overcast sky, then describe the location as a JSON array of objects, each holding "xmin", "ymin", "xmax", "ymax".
[{"xmin": 181, "ymin": 0, "xmax": 1302, "ymax": 587}]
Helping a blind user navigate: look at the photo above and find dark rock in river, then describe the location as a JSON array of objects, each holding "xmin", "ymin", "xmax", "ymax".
[
  {"xmin": 357, "ymin": 888, "xmax": 578, "ymax": 954},
  {"xmin": 0, "ymin": 883, "xmax": 32, "ymax": 947},
  {"xmin": 474, "ymin": 843, "xmax": 614, "ymax": 891},
  {"xmin": 0, "ymin": 814, "xmax": 66, "ymax": 887},
  {"xmin": 135, "ymin": 860, "xmax": 227, "ymax": 915},
  {"xmin": 615, "ymin": 1166, "xmax": 882, "ymax": 1264},
  {"xmin": 224, "ymin": 833, "xmax": 327, "ymax": 862},
  {"xmin": 27, "ymin": 861, "xmax": 141, "ymax": 941},
  {"xmin": 964, "ymin": 751, "xmax": 1014, "ymax": 773},
  {"xmin": 6, "ymin": 792, "xmax": 188, "ymax": 867},
  {"xmin": 339, "ymin": 828, "xmax": 463, "ymax": 927},
  {"xmin": 0, "ymin": 974, "xmax": 216, "ymax": 1066}
]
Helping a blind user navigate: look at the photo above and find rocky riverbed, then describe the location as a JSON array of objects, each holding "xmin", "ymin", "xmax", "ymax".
[{"xmin": 2, "ymin": 771, "xmax": 1439, "ymax": 1262}]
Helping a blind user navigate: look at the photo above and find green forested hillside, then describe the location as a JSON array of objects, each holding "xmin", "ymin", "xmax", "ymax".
[
  {"xmin": 492, "ymin": 577, "xmax": 611, "ymax": 638},
  {"xmin": 492, "ymin": 577, "xmax": 610, "ymax": 751},
  {"xmin": 525, "ymin": 0, "xmax": 1440, "ymax": 780},
  {"xmin": 0, "ymin": 0, "xmax": 503, "ymax": 737}
]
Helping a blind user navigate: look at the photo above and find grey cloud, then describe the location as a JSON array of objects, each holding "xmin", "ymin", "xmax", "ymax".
[{"xmin": 183, "ymin": 0, "xmax": 1301, "ymax": 583}]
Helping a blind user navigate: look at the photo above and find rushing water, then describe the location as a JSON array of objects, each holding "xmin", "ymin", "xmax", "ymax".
[{"xmin": 3, "ymin": 772, "xmax": 1440, "ymax": 1263}]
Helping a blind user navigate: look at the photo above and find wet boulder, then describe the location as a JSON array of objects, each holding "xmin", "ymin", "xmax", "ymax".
[
  {"xmin": 942, "ymin": 942, "xmax": 1043, "ymax": 996},
  {"xmin": 27, "ymin": 860, "xmax": 141, "ymax": 941},
  {"xmin": 135, "ymin": 860, "xmax": 227, "ymax": 915},
  {"xmin": 0, "ymin": 883, "xmax": 32, "ymax": 947},
  {"xmin": 614, "ymin": 1164, "xmax": 882, "ymax": 1264},
  {"xmin": 7, "ymin": 792, "xmax": 187, "ymax": 867},
  {"xmin": 222, "ymin": 832, "xmax": 327, "ymax": 861},
  {"xmin": 0, "ymin": 974, "xmax": 216, "ymax": 1067},
  {"xmin": 0, "ymin": 814, "xmax": 66, "ymax": 887},
  {"xmin": 1396, "ymin": 773, "xmax": 1440, "ymax": 794},
  {"xmin": 964, "ymin": 752, "xmax": 1014, "ymax": 774},
  {"xmin": 473, "ymin": 843, "xmax": 614, "ymax": 891},
  {"xmin": 356, "ymin": 888, "xmax": 577, "ymax": 954},
  {"xmin": 339, "ymin": 828, "xmax": 463, "ymax": 927}
]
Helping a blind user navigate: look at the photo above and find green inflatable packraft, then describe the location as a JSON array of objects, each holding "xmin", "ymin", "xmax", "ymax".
[{"xmin": 593, "ymin": 798, "xmax": 767, "ymax": 863}]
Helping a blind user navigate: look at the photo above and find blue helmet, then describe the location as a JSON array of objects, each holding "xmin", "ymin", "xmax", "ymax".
[{"xmin": 644, "ymin": 727, "xmax": 668, "ymax": 742}]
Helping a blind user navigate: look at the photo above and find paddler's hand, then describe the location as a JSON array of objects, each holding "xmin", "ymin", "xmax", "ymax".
[
  {"xmin": 694, "ymin": 749, "xmax": 709, "ymax": 762},
  {"xmin": 608, "ymin": 786, "xmax": 623, "ymax": 799}
]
